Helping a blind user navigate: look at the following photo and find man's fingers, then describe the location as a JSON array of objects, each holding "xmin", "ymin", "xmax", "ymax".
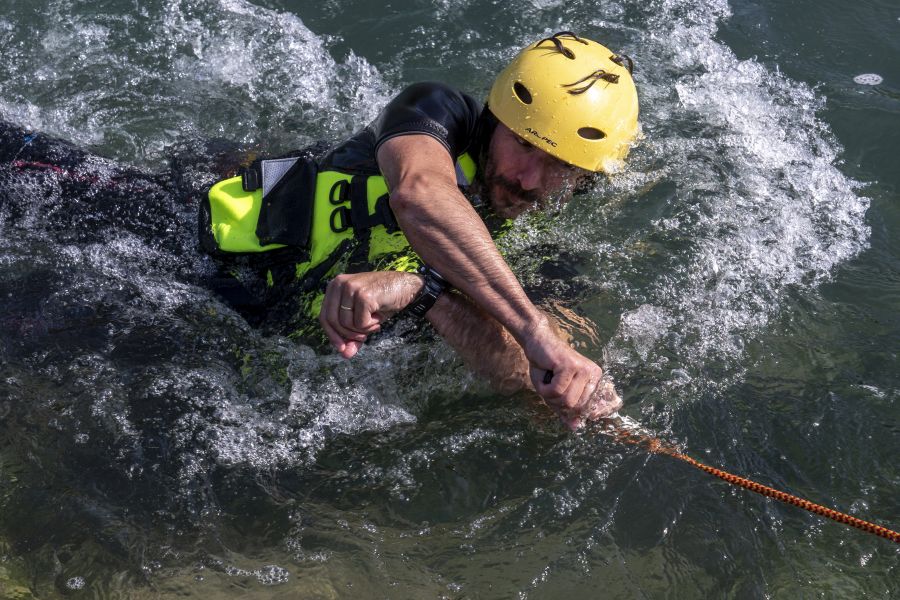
[
  {"xmin": 563, "ymin": 415, "xmax": 583, "ymax": 431},
  {"xmin": 572, "ymin": 375, "xmax": 600, "ymax": 420},
  {"xmin": 336, "ymin": 288, "xmax": 379, "ymax": 337},
  {"xmin": 342, "ymin": 339, "xmax": 363, "ymax": 359},
  {"xmin": 353, "ymin": 290, "xmax": 381, "ymax": 331},
  {"xmin": 353, "ymin": 291, "xmax": 369, "ymax": 330},
  {"xmin": 320, "ymin": 292, "xmax": 361, "ymax": 355},
  {"xmin": 534, "ymin": 361, "xmax": 616, "ymax": 428},
  {"xmin": 587, "ymin": 382, "xmax": 622, "ymax": 419},
  {"xmin": 533, "ymin": 365, "xmax": 575, "ymax": 404},
  {"xmin": 558, "ymin": 371, "xmax": 595, "ymax": 424},
  {"xmin": 322, "ymin": 279, "xmax": 365, "ymax": 348},
  {"xmin": 320, "ymin": 271, "xmax": 424, "ymax": 357},
  {"xmin": 323, "ymin": 322, "xmax": 349, "ymax": 354},
  {"xmin": 338, "ymin": 290, "xmax": 356, "ymax": 331},
  {"xmin": 323, "ymin": 319, "xmax": 365, "ymax": 359},
  {"xmin": 319, "ymin": 299, "xmax": 346, "ymax": 353},
  {"xmin": 327, "ymin": 286, "xmax": 364, "ymax": 341}
]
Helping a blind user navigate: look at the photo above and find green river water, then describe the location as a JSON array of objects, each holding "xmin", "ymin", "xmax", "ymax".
[{"xmin": 0, "ymin": 0, "xmax": 898, "ymax": 597}]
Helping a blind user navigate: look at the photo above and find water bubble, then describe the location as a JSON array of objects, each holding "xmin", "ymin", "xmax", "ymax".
[
  {"xmin": 255, "ymin": 565, "xmax": 289, "ymax": 586},
  {"xmin": 66, "ymin": 577, "xmax": 86, "ymax": 590},
  {"xmin": 670, "ymin": 369, "xmax": 692, "ymax": 386},
  {"xmin": 224, "ymin": 563, "xmax": 289, "ymax": 585},
  {"xmin": 853, "ymin": 73, "xmax": 883, "ymax": 85}
]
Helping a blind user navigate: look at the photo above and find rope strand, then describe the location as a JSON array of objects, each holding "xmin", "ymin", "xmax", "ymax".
[{"xmin": 603, "ymin": 419, "xmax": 900, "ymax": 544}]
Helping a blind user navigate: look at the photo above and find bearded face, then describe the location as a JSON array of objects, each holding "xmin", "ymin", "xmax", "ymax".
[{"xmin": 480, "ymin": 123, "xmax": 589, "ymax": 219}]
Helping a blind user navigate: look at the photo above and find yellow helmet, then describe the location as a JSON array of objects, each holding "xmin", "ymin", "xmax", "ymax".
[{"xmin": 488, "ymin": 32, "xmax": 639, "ymax": 173}]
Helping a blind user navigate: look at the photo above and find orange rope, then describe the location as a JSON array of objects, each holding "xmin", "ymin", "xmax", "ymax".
[{"xmin": 603, "ymin": 422, "xmax": 900, "ymax": 544}]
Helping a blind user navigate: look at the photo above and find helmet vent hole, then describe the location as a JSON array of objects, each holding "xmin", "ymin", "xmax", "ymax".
[
  {"xmin": 577, "ymin": 127, "xmax": 606, "ymax": 140},
  {"xmin": 513, "ymin": 82, "xmax": 533, "ymax": 105}
]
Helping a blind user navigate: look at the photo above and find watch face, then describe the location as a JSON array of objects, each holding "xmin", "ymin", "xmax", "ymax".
[
  {"xmin": 423, "ymin": 266, "xmax": 446, "ymax": 284},
  {"xmin": 408, "ymin": 290, "xmax": 438, "ymax": 317},
  {"xmin": 406, "ymin": 267, "xmax": 446, "ymax": 318},
  {"xmin": 425, "ymin": 280, "xmax": 441, "ymax": 295},
  {"xmin": 424, "ymin": 267, "xmax": 447, "ymax": 291}
]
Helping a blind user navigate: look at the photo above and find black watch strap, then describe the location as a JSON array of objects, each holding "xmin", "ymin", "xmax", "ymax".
[{"xmin": 406, "ymin": 265, "xmax": 449, "ymax": 318}]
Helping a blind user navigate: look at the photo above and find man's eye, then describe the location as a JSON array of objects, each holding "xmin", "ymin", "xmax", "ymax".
[{"xmin": 552, "ymin": 159, "xmax": 578, "ymax": 173}]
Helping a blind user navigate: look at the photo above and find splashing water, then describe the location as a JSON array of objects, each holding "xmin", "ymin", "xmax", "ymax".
[
  {"xmin": 0, "ymin": 0, "xmax": 871, "ymax": 505},
  {"xmin": 0, "ymin": 0, "xmax": 889, "ymax": 597},
  {"xmin": 0, "ymin": 0, "xmax": 393, "ymax": 165},
  {"xmin": 502, "ymin": 0, "xmax": 870, "ymax": 423}
]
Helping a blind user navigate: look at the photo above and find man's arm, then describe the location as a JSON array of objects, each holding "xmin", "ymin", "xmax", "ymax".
[
  {"xmin": 427, "ymin": 289, "xmax": 531, "ymax": 395},
  {"xmin": 377, "ymin": 134, "xmax": 607, "ymax": 420},
  {"xmin": 378, "ymin": 135, "xmax": 543, "ymax": 340},
  {"xmin": 427, "ymin": 290, "xmax": 622, "ymax": 426},
  {"xmin": 319, "ymin": 271, "xmax": 622, "ymax": 426}
]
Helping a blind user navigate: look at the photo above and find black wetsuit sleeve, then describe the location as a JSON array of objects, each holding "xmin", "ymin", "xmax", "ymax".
[
  {"xmin": 320, "ymin": 82, "xmax": 484, "ymax": 173},
  {"xmin": 372, "ymin": 82, "xmax": 482, "ymax": 158}
]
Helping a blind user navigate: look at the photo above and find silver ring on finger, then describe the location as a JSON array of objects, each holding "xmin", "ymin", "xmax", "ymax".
[{"xmin": 340, "ymin": 304, "xmax": 353, "ymax": 311}]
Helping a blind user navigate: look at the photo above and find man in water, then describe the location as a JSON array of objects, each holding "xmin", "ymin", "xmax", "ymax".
[
  {"xmin": 297, "ymin": 32, "xmax": 639, "ymax": 428},
  {"xmin": 1, "ymin": 32, "xmax": 637, "ymax": 430}
]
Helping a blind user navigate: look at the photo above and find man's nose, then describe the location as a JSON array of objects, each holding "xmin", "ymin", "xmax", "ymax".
[{"xmin": 515, "ymin": 155, "xmax": 544, "ymax": 191}]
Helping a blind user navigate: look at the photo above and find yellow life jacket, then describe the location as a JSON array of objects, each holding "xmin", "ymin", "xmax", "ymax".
[{"xmin": 201, "ymin": 152, "xmax": 478, "ymax": 288}]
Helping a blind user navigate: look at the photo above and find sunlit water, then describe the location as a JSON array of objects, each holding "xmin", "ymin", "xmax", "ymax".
[{"xmin": 1, "ymin": 0, "xmax": 898, "ymax": 597}]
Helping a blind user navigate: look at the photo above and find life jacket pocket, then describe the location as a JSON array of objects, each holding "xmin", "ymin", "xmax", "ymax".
[{"xmin": 200, "ymin": 156, "xmax": 317, "ymax": 259}]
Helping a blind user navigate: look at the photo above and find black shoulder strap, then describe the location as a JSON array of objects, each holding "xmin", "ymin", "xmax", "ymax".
[{"xmin": 346, "ymin": 175, "xmax": 399, "ymax": 234}]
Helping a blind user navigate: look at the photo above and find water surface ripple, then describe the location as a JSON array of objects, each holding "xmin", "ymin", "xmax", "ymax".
[{"xmin": 0, "ymin": 0, "xmax": 897, "ymax": 598}]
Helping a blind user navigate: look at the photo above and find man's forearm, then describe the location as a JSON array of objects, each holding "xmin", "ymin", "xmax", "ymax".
[
  {"xmin": 425, "ymin": 289, "xmax": 533, "ymax": 395},
  {"xmin": 378, "ymin": 135, "xmax": 617, "ymax": 420},
  {"xmin": 379, "ymin": 138, "xmax": 546, "ymax": 343},
  {"xmin": 393, "ymin": 181, "xmax": 545, "ymax": 341},
  {"xmin": 319, "ymin": 268, "xmax": 533, "ymax": 392},
  {"xmin": 423, "ymin": 289, "xmax": 621, "ymax": 424}
]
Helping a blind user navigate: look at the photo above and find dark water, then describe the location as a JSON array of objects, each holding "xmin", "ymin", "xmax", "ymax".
[{"xmin": 0, "ymin": 0, "xmax": 898, "ymax": 597}]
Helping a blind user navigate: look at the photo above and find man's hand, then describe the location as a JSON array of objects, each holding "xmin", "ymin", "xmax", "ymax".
[
  {"xmin": 377, "ymin": 134, "xmax": 621, "ymax": 428},
  {"xmin": 525, "ymin": 317, "xmax": 623, "ymax": 429},
  {"xmin": 319, "ymin": 271, "xmax": 423, "ymax": 358}
]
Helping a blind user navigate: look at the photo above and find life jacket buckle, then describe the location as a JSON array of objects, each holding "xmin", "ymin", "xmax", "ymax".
[
  {"xmin": 241, "ymin": 165, "xmax": 261, "ymax": 191},
  {"xmin": 329, "ymin": 205, "xmax": 352, "ymax": 233},
  {"xmin": 329, "ymin": 179, "xmax": 350, "ymax": 205}
]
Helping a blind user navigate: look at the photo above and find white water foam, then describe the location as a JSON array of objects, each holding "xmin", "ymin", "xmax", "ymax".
[
  {"xmin": 0, "ymin": 0, "xmax": 393, "ymax": 163},
  {"xmin": 505, "ymin": 0, "xmax": 873, "ymax": 405},
  {"xmin": 1, "ymin": 0, "xmax": 872, "ymax": 479}
]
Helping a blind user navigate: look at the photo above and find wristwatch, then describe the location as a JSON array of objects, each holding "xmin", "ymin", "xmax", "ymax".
[{"xmin": 406, "ymin": 265, "xmax": 449, "ymax": 318}]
